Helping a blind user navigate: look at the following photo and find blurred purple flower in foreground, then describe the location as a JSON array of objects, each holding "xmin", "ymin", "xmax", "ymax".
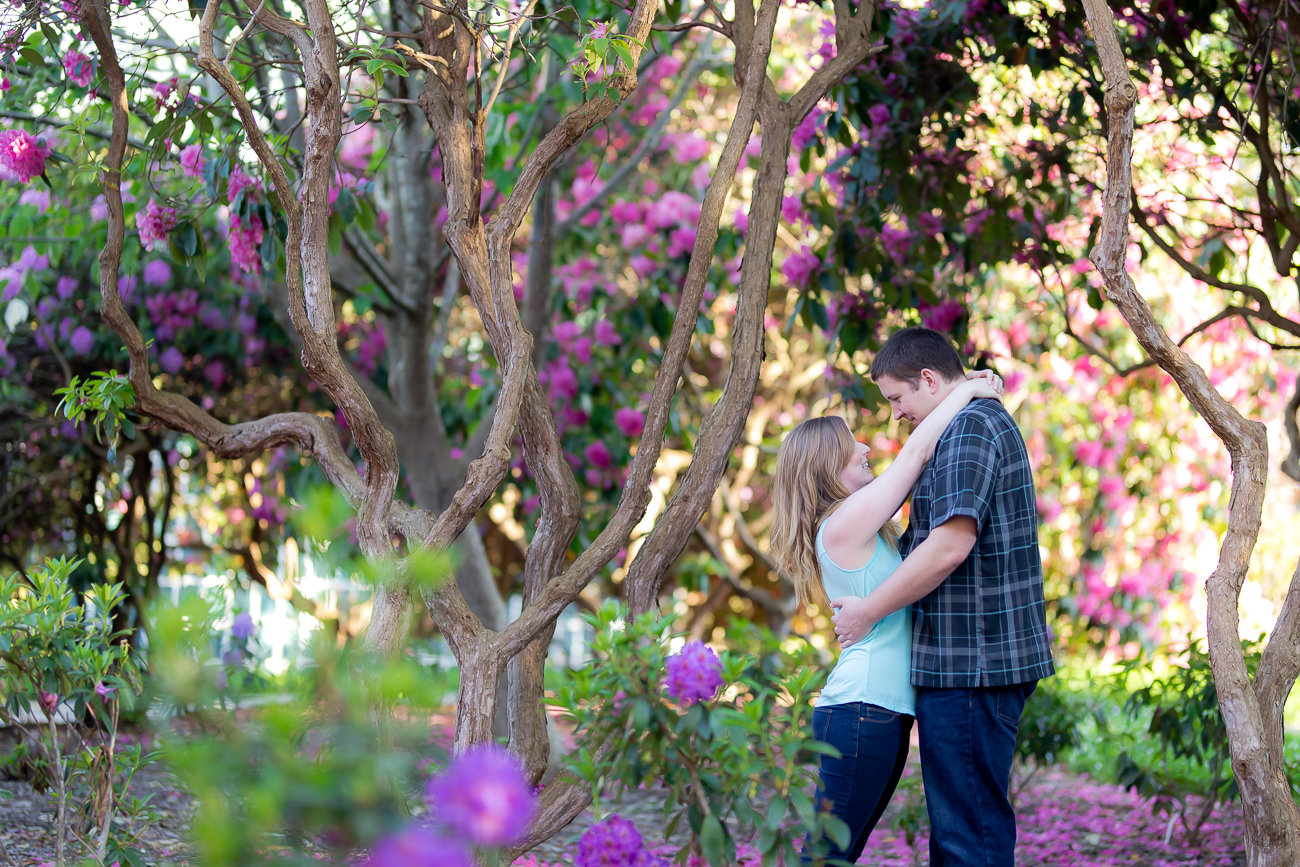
[
  {"xmin": 368, "ymin": 825, "xmax": 471, "ymax": 867},
  {"xmin": 230, "ymin": 611, "xmax": 255, "ymax": 640},
  {"xmin": 664, "ymin": 640, "xmax": 724, "ymax": 706},
  {"xmin": 576, "ymin": 814, "xmax": 667, "ymax": 867},
  {"xmin": 425, "ymin": 745, "xmax": 536, "ymax": 846}
]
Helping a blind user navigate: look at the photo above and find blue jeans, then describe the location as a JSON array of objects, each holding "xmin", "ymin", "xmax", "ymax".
[
  {"xmin": 803, "ymin": 702, "xmax": 913, "ymax": 865},
  {"xmin": 915, "ymin": 681, "xmax": 1037, "ymax": 867}
]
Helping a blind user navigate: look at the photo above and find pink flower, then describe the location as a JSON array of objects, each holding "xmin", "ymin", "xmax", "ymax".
[
  {"xmin": 227, "ymin": 164, "xmax": 261, "ymax": 203},
  {"xmin": 179, "ymin": 144, "xmax": 204, "ymax": 179},
  {"xmin": 0, "ymin": 129, "xmax": 51, "ymax": 183},
  {"xmin": 645, "ymin": 191, "xmax": 699, "ymax": 230},
  {"xmin": 152, "ymin": 76, "xmax": 178, "ymax": 112},
  {"xmin": 781, "ymin": 245, "xmax": 820, "ymax": 288},
  {"xmin": 673, "ymin": 133, "xmax": 710, "ymax": 164},
  {"xmin": 136, "ymin": 199, "xmax": 177, "ymax": 252},
  {"xmin": 609, "ymin": 200, "xmax": 644, "ymax": 224},
  {"xmin": 205, "ymin": 360, "xmax": 226, "ymax": 389},
  {"xmin": 621, "ymin": 223, "xmax": 650, "ymax": 248},
  {"xmin": 867, "ymin": 103, "xmax": 891, "ymax": 126},
  {"xmin": 62, "ymin": 51, "xmax": 94, "ymax": 88},
  {"xmin": 228, "ymin": 213, "xmax": 264, "ymax": 273},
  {"xmin": 143, "ymin": 259, "xmax": 171, "ymax": 286},
  {"xmin": 782, "ymin": 195, "xmax": 806, "ymax": 226},
  {"xmin": 880, "ymin": 224, "xmax": 913, "ymax": 262},
  {"xmin": 614, "ymin": 407, "xmax": 645, "ymax": 439},
  {"xmin": 594, "ymin": 319, "xmax": 621, "ymax": 346},
  {"xmin": 792, "ymin": 107, "xmax": 824, "ymax": 152},
  {"xmin": 667, "ymin": 226, "xmax": 696, "ymax": 258},
  {"xmin": 95, "ymin": 682, "xmax": 116, "ymax": 698},
  {"xmin": 585, "ymin": 440, "xmax": 613, "ymax": 470},
  {"xmin": 920, "ymin": 299, "xmax": 965, "ymax": 332}
]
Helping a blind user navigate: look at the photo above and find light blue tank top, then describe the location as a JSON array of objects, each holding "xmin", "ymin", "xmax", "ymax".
[{"xmin": 814, "ymin": 526, "xmax": 916, "ymax": 716}]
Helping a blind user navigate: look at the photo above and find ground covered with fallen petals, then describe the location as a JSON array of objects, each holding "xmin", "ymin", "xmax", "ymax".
[{"xmin": 0, "ymin": 734, "xmax": 1247, "ymax": 866}]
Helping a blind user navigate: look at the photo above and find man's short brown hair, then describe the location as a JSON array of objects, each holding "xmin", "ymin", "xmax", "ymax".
[{"xmin": 870, "ymin": 326, "xmax": 965, "ymax": 384}]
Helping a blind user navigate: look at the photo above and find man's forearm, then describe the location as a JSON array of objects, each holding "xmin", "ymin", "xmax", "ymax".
[{"xmin": 863, "ymin": 523, "xmax": 975, "ymax": 622}]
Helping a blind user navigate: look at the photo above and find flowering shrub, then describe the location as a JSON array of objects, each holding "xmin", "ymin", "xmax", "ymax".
[
  {"xmin": 551, "ymin": 605, "xmax": 848, "ymax": 866},
  {"xmin": 0, "ymin": 558, "xmax": 154, "ymax": 867},
  {"xmin": 426, "ymin": 747, "xmax": 537, "ymax": 847},
  {"xmin": 576, "ymin": 813, "xmax": 667, "ymax": 867}
]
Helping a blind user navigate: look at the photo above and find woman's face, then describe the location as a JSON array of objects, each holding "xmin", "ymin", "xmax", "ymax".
[{"xmin": 837, "ymin": 438, "xmax": 873, "ymax": 493}]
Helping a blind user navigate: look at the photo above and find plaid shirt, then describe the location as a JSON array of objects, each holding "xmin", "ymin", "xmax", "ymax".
[{"xmin": 900, "ymin": 400, "xmax": 1055, "ymax": 689}]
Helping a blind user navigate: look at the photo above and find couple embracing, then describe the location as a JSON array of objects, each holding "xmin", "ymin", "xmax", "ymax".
[{"xmin": 771, "ymin": 327, "xmax": 1055, "ymax": 866}]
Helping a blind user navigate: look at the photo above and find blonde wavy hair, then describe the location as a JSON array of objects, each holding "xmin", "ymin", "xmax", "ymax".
[{"xmin": 769, "ymin": 416, "xmax": 899, "ymax": 611}]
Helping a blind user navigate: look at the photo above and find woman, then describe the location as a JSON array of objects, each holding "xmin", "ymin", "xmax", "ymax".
[{"xmin": 769, "ymin": 372, "xmax": 1003, "ymax": 864}]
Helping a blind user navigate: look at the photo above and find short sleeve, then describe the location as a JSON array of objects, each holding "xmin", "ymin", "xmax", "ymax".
[{"xmin": 927, "ymin": 411, "xmax": 999, "ymax": 531}]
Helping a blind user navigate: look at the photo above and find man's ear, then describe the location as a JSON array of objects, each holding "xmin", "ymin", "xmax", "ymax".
[{"xmin": 919, "ymin": 368, "xmax": 940, "ymax": 394}]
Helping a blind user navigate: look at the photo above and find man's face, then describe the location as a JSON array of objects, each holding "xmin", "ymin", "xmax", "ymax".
[{"xmin": 876, "ymin": 372, "xmax": 947, "ymax": 424}]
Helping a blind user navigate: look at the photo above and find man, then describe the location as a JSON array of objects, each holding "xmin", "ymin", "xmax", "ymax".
[{"xmin": 830, "ymin": 326, "xmax": 1054, "ymax": 867}]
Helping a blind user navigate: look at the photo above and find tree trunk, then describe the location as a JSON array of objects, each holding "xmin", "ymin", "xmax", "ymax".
[{"xmin": 1081, "ymin": 2, "xmax": 1300, "ymax": 864}]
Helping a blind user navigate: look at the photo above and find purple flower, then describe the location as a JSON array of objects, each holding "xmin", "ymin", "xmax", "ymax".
[
  {"xmin": 56, "ymin": 276, "xmax": 76, "ymax": 300},
  {"xmin": 920, "ymin": 299, "xmax": 965, "ymax": 333},
  {"xmin": 159, "ymin": 346, "xmax": 185, "ymax": 375},
  {"xmin": 143, "ymin": 260, "xmax": 172, "ymax": 286},
  {"xmin": 69, "ymin": 326, "xmax": 94, "ymax": 356},
  {"xmin": 577, "ymin": 814, "xmax": 667, "ymax": 867},
  {"xmin": 231, "ymin": 611, "xmax": 255, "ymax": 640},
  {"xmin": 664, "ymin": 640, "xmax": 724, "ymax": 706},
  {"xmin": 204, "ymin": 360, "xmax": 226, "ymax": 389},
  {"xmin": 868, "ymin": 103, "xmax": 891, "ymax": 126},
  {"xmin": 95, "ymin": 682, "xmax": 116, "ymax": 698},
  {"xmin": 369, "ymin": 826, "xmax": 472, "ymax": 867},
  {"xmin": 425, "ymin": 745, "xmax": 536, "ymax": 846}
]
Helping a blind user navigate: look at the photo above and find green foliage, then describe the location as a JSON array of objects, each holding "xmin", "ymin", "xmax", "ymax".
[
  {"xmin": 54, "ymin": 370, "xmax": 136, "ymax": 463},
  {"xmin": 0, "ymin": 557, "xmax": 155, "ymax": 866},
  {"xmin": 148, "ymin": 594, "xmax": 452, "ymax": 866},
  {"xmin": 550, "ymin": 604, "xmax": 850, "ymax": 866}
]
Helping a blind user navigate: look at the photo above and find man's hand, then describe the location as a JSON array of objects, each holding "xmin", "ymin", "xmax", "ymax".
[{"xmin": 830, "ymin": 596, "xmax": 878, "ymax": 648}]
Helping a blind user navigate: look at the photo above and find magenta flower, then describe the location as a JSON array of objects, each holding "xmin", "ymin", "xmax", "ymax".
[
  {"xmin": 95, "ymin": 682, "xmax": 116, "ymax": 698},
  {"xmin": 584, "ymin": 440, "xmax": 613, "ymax": 470},
  {"xmin": 614, "ymin": 407, "xmax": 644, "ymax": 439},
  {"xmin": 231, "ymin": 611, "xmax": 255, "ymax": 640},
  {"xmin": 664, "ymin": 640, "xmax": 724, "ymax": 706},
  {"xmin": 425, "ymin": 746, "xmax": 537, "ymax": 846},
  {"xmin": 920, "ymin": 299, "xmax": 964, "ymax": 333},
  {"xmin": 577, "ymin": 814, "xmax": 666, "ymax": 867},
  {"xmin": 62, "ymin": 51, "xmax": 94, "ymax": 88},
  {"xmin": 179, "ymin": 144, "xmax": 205, "ymax": 179},
  {"xmin": 368, "ymin": 826, "xmax": 472, "ymax": 867},
  {"xmin": 593, "ymin": 318, "xmax": 621, "ymax": 346},
  {"xmin": 38, "ymin": 691, "xmax": 58, "ymax": 711},
  {"xmin": 136, "ymin": 199, "xmax": 177, "ymax": 252},
  {"xmin": 868, "ymin": 103, "xmax": 891, "ymax": 126},
  {"xmin": 228, "ymin": 213, "xmax": 264, "ymax": 273},
  {"xmin": 781, "ymin": 245, "xmax": 820, "ymax": 288},
  {"xmin": 205, "ymin": 360, "xmax": 226, "ymax": 389},
  {"xmin": 0, "ymin": 129, "xmax": 52, "ymax": 183},
  {"xmin": 69, "ymin": 326, "xmax": 94, "ymax": 356}
]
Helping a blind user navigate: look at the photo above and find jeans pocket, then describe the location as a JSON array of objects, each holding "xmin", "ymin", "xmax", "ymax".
[
  {"xmin": 995, "ymin": 685, "xmax": 1027, "ymax": 726},
  {"xmin": 813, "ymin": 707, "xmax": 832, "ymax": 744},
  {"xmin": 862, "ymin": 705, "xmax": 900, "ymax": 725}
]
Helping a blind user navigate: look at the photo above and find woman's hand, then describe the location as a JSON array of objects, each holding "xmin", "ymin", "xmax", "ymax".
[{"xmin": 962, "ymin": 369, "xmax": 1004, "ymax": 402}]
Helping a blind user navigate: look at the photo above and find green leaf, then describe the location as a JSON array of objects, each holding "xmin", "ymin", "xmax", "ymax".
[
  {"xmin": 700, "ymin": 815, "xmax": 725, "ymax": 866},
  {"xmin": 825, "ymin": 815, "xmax": 851, "ymax": 850},
  {"xmin": 611, "ymin": 41, "xmax": 636, "ymax": 71},
  {"xmin": 766, "ymin": 795, "xmax": 787, "ymax": 830}
]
